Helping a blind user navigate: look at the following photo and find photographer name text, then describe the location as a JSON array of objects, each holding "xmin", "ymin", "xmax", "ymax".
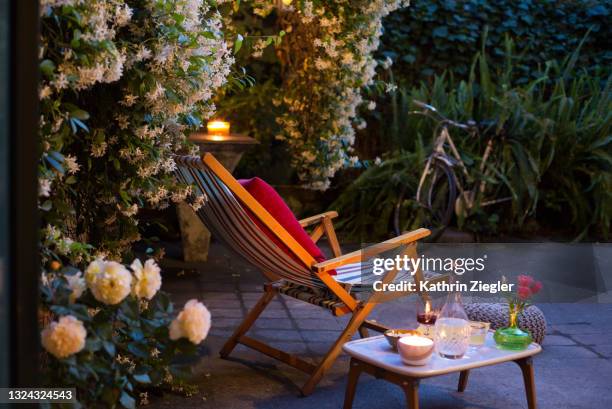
[{"xmin": 373, "ymin": 280, "xmax": 514, "ymax": 294}]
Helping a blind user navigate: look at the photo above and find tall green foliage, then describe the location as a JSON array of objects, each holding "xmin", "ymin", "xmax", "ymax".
[{"xmin": 333, "ymin": 41, "xmax": 611, "ymax": 240}]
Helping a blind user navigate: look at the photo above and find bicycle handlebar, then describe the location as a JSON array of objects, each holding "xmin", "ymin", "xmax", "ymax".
[{"xmin": 411, "ymin": 100, "xmax": 476, "ymax": 132}]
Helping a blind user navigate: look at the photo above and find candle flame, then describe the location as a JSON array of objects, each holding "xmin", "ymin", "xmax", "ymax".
[
  {"xmin": 425, "ymin": 300, "xmax": 431, "ymax": 314},
  {"xmin": 207, "ymin": 120, "xmax": 230, "ymax": 135}
]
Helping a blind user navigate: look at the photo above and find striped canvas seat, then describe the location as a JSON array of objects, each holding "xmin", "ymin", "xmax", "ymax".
[{"xmin": 272, "ymin": 281, "xmax": 347, "ymax": 311}]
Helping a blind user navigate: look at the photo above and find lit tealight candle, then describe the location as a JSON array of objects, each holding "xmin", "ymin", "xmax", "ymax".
[
  {"xmin": 398, "ymin": 335, "xmax": 434, "ymax": 366},
  {"xmin": 207, "ymin": 120, "xmax": 230, "ymax": 136}
]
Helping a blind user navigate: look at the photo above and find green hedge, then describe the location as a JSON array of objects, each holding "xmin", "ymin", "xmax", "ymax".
[{"xmin": 380, "ymin": 0, "xmax": 611, "ymax": 83}]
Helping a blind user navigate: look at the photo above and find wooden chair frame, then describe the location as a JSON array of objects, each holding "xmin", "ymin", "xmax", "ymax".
[{"xmin": 199, "ymin": 153, "xmax": 447, "ymax": 396}]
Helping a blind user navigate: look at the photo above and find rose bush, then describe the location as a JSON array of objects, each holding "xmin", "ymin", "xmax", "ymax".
[{"xmin": 42, "ymin": 258, "xmax": 212, "ymax": 408}]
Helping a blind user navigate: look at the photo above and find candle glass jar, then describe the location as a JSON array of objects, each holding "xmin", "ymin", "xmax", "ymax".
[
  {"xmin": 416, "ymin": 296, "xmax": 440, "ymax": 339},
  {"xmin": 206, "ymin": 120, "xmax": 230, "ymax": 136}
]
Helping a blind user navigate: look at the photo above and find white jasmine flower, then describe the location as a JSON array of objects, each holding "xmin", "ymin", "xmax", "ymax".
[
  {"xmin": 39, "ymin": 86, "xmax": 52, "ymax": 99},
  {"xmin": 65, "ymin": 272, "xmax": 86, "ymax": 303},
  {"xmin": 39, "ymin": 178, "xmax": 52, "ymax": 197},
  {"xmin": 64, "ymin": 155, "xmax": 80, "ymax": 174},
  {"xmin": 114, "ymin": 4, "xmax": 132, "ymax": 27}
]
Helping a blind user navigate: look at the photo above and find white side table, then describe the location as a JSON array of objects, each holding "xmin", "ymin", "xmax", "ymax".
[{"xmin": 342, "ymin": 333, "xmax": 541, "ymax": 409}]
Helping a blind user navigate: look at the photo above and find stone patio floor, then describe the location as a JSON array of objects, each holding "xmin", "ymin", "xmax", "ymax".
[{"xmin": 148, "ymin": 240, "xmax": 612, "ymax": 409}]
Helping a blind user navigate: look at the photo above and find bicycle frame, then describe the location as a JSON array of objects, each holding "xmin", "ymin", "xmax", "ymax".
[
  {"xmin": 415, "ymin": 113, "xmax": 511, "ymax": 216},
  {"xmin": 416, "ymin": 126, "xmax": 467, "ymax": 205}
]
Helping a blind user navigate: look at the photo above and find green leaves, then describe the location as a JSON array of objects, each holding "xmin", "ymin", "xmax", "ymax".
[
  {"xmin": 132, "ymin": 373, "xmax": 151, "ymax": 384},
  {"xmin": 40, "ymin": 59, "xmax": 56, "ymax": 77},
  {"xmin": 379, "ymin": 0, "xmax": 611, "ymax": 85},
  {"xmin": 234, "ymin": 33, "xmax": 244, "ymax": 53},
  {"xmin": 119, "ymin": 392, "xmax": 136, "ymax": 409}
]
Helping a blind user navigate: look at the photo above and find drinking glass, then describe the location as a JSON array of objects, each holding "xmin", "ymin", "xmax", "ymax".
[{"xmin": 468, "ymin": 321, "xmax": 490, "ymax": 350}]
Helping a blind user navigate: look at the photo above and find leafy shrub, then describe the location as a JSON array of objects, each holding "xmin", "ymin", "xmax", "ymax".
[
  {"xmin": 41, "ymin": 259, "xmax": 205, "ymax": 408},
  {"xmin": 333, "ymin": 40, "xmax": 611, "ymax": 240},
  {"xmin": 380, "ymin": 0, "xmax": 611, "ymax": 84}
]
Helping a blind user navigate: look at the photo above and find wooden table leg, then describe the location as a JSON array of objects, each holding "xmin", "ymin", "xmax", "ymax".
[
  {"xmin": 515, "ymin": 357, "xmax": 537, "ymax": 409},
  {"xmin": 458, "ymin": 370, "xmax": 470, "ymax": 392},
  {"xmin": 402, "ymin": 378, "xmax": 420, "ymax": 409},
  {"xmin": 343, "ymin": 358, "xmax": 362, "ymax": 409}
]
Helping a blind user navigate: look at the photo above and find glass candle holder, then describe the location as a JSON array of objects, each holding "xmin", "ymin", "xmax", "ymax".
[
  {"xmin": 416, "ymin": 297, "xmax": 439, "ymax": 338},
  {"xmin": 206, "ymin": 120, "xmax": 230, "ymax": 136}
]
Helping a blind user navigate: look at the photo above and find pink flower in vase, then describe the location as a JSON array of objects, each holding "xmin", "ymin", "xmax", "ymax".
[
  {"xmin": 517, "ymin": 285, "xmax": 532, "ymax": 301},
  {"xmin": 530, "ymin": 280, "xmax": 543, "ymax": 294},
  {"xmin": 518, "ymin": 275, "xmax": 534, "ymax": 287}
]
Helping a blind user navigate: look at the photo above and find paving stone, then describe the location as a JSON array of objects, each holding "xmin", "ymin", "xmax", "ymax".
[
  {"xmin": 252, "ymin": 329, "xmax": 305, "ymax": 342},
  {"xmin": 568, "ymin": 333, "xmax": 612, "ymax": 346},
  {"xmin": 254, "ymin": 318, "xmax": 295, "ymax": 329},
  {"xmin": 592, "ymin": 344, "xmax": 612, "ymax": 358},
  {"xmin": 266, "ymin": 342, "xmax": 309, "ymax": 354},
  {"xmin": 543, "ymin": 335, "xmax": 577, "ymax": 346},
  {"xmin": 287, "ymin": 308, "xmax": 330, "ymax": 318},
  {"xmin": 242, "ymin": 299, "xmax": 284, "ymax": 309},
  {"xmin": 300, "ymin": 330, "xmax": 343, "ymax": 342},
  {"xmin": 549, "ymin": 324, "xmax": 599, "ymax": 335},
  {"xmin": 296, "ymin": 319, "xmax": 343, "ymax": 331},
  {"xmin": 208, "ymin": 308, "xmax": 244, "ymax": 318},
  {"xmin": 203, "ymin": 299, "xmax": 243, "ymax": 309},
  {"xmin": 207, "ymin": 329, "xmax": 233, "ymax": 339},
  {"xmin": 542, "ymin": 345, "xmax": 601, "ymax": 359},
  {"xmin": 304, "ymin": 342, "xmax": 342, "ymax": 356},
  {"xmin": 200, "ymin": 292, "xmax": 242, "ymax": 301},
  {"xmin": 260, "ymin": 309, "xmax": 290, "ymax": 318},
  {"xmin": 211, "ymin": 318, "xmax": 243, "ymax": 329}
]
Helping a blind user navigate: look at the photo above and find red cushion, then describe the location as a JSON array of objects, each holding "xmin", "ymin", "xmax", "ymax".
[{"xmin": 238, "ymin": 177, "xmax": 334, "ymax": 274}]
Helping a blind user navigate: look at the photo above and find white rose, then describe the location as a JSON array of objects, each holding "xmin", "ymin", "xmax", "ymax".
[
  {"xmin": 65, "ymin": 272, "xmax": 86, "ymax": 303},
  {"xmin": 130, "ymin": 258, "xmax": 162, "ymax": 300},
  {"xmin": 86, "ymin": 260, "xmax": 132, "ymax": 305},
  {"xmin": 41, "ymin": 315, "xmax": 87, "ymax": 359},
  {"xmin": 169, "ymin": 299, "xmax": 211, "ymax": 345}
]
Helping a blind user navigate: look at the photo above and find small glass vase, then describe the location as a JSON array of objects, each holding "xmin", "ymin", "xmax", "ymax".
[
  {"xmin": 434, "ymin": 290, "xmax": 470, "ymax": 359},
  {"xmin": 494, "ymin": 304, "xmax": 533, "ymax": 350}
]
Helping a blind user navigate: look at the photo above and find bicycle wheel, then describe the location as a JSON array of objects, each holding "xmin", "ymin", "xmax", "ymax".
[
  {"xmin": 423, "ymin": 159, "xmax": 457, "ymax": 228},
  {"xmin": 394, "ymin": 159, "xmax": 456, "ymax": 238}
]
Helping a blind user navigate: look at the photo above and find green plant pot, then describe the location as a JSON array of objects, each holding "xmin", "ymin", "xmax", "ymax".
[{"xmin": 494, "ymin": 326, "xmax": 532, "ymax": 350}]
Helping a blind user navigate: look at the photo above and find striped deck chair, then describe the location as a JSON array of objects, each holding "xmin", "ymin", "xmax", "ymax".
[{"xmin": 174, "ymin": 153, "xmax": 447, "ymax": 396}]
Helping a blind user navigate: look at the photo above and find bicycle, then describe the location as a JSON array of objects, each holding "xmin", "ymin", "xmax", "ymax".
[{"xmin": 393, "ymin": 101, "xmax": 513, "ymax": 238}]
